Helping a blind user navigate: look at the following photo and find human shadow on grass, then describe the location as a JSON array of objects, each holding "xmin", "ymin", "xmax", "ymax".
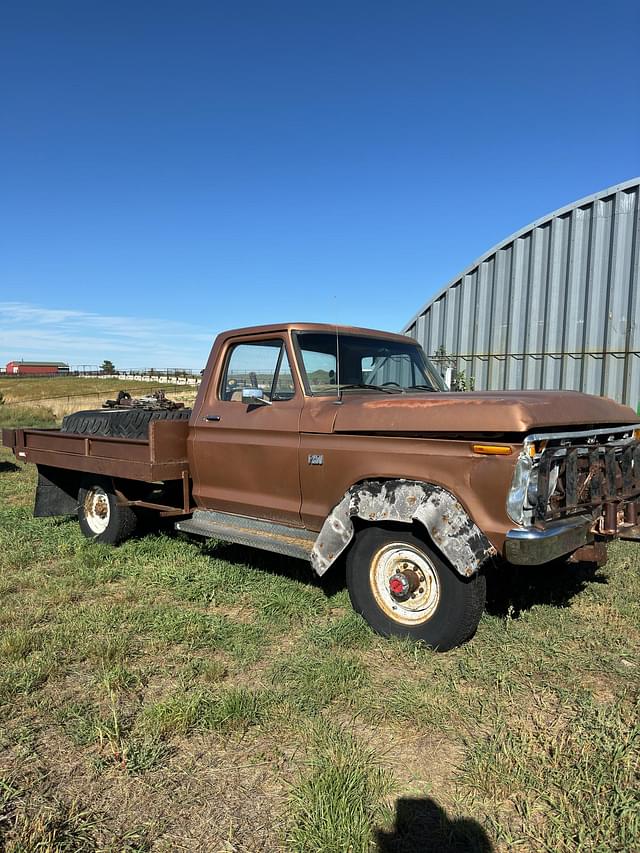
[
  {"xmin": 0, "ymin": 460, "xmax": 21, "ymax": 474},
  {"xmin": 484, "ymin": 556, "xmax": 606, "ymax": 619},
  {"xmin": 376, "ymin": 797, "xmax": 493, "ymax": 853}
]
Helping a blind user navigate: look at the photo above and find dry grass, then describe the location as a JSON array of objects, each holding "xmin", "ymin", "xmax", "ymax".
[
  {"xmin": 0, "ymin": 376, "xmax": 197, "ymax": 419},
  {"xmin": 0, "ymin": 396, "xmax": 639, "ymax": 851}
]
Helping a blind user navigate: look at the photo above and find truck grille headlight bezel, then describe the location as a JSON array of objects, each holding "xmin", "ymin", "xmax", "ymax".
[
  {"xmin": 506, "ymin": 452, "xmax": 533, "ymax": 525},
  {"xmin": 508, "ymin": 424, "xmax": 640, "ymax": 528}
]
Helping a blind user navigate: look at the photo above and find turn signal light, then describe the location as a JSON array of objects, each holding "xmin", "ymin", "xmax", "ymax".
[{"xmin": 472, "ymin": 444, "xmax": 512, "ymax": 456}]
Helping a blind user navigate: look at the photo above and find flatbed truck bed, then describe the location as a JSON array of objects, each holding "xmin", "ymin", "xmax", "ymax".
[{"xmin": 2, "ymin": 420, "xmax": 193, "ymax": 516}]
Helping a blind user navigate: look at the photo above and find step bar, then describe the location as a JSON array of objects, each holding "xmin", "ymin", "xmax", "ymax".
[{"xmin": 175, "ymin": 510, "xmax": 316, "ymax": 561}]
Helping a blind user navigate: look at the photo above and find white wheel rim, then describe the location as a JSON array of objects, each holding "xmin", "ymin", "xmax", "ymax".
[
  {"xmin": 83, "ymin": 486, "xmax": 111, "ymax": 534},
  {"xmin": 370, "ymin": 542, "xmax": 440, "ymax": 625}
]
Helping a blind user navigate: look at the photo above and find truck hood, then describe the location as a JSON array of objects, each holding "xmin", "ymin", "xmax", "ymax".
[{"xmin": 332, "ymin": 390, "xmax": 638, "ymax": 435}]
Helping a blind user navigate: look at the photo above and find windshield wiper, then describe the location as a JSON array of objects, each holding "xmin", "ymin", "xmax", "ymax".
[
  {"xmin": 406, "ymin": 384, "xmax": 440, "ymax": 392},
  {"xmin": 338, "ymin": 383, "xmax": 400, "ymax": 394}
]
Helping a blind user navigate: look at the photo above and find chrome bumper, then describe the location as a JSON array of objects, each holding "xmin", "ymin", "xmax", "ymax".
[{"xmin": 504, "ymin": 515, "xmax": 593, "ymax": 565}]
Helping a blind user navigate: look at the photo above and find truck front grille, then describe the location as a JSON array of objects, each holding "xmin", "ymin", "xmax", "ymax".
[{"xmin": 527, "ymin": 427, "xmax": 640, "ymax": 524}]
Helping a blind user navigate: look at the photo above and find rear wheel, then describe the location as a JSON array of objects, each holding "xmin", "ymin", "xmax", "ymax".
[
  {"xmin": 345, "ymin": 526, "xmax": 486, "ymax": 650},
  {"xmin": 77, "ymin": 477, "xmax": 137, "ymax": 545}
]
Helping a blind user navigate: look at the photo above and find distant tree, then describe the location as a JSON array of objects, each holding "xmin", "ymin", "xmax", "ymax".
[{"xmin": 101, "ymin": 360, "xmax": 116, "ymax": 374}]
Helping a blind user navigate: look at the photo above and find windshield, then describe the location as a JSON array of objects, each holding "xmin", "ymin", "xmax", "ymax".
[{"xmin": 294, "ymin": 331, "xmax": 446, "ymax": 396}]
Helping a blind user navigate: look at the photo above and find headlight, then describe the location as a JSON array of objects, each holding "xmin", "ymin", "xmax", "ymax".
[
  {"xmin": 507, "ymin": 453, "xmax": 532, "ymax": 524},
  {"xmin": 527, "ymin": 467, "xmax": 538, "ymax": 507}
]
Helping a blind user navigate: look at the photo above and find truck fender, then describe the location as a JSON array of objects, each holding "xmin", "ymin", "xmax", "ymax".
[{"xmin": 310, "ymin": 479, "xmax": 496, "ymax": 578}]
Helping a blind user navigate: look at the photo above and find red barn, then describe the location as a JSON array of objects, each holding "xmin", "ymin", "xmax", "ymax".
[{"xmin": 6, "ymin": 361, "xmax": 69, "ymax": 375}]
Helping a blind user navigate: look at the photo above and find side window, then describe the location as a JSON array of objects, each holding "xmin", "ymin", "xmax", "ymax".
[
  {"xmin": 220, "ymin": 341, "xmax": 295, "ymax": 402},
  {"xmin": 361, "ymin": 356, "xmax": 374, "ymax": 382}
]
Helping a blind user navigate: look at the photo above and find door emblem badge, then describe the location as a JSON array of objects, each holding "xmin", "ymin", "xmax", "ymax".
[{"xmin": 308, "ymin": 454, "xmax": 324, "ymax": 466}]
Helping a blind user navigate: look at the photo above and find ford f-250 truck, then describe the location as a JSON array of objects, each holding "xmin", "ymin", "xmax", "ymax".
[{"xmin": 4, "ymin": 323, "xmax": 640, "ymax": 650}]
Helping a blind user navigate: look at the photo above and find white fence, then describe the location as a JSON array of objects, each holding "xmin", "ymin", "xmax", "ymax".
[{"xmin": 97, "ymin": 373, "xmax": 200, "ymax": 386}]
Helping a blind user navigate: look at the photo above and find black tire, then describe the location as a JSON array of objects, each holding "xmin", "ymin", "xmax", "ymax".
[
  {"xmin": 345, "ymin": 526, "xmax": 486, "ymax": 651},
  {"xmin": 61, "ymin": 407, "xmax": 191, "ymax": 439},
  {"xmin": 77, "ymin": 477, "xmax": 137, "ymax": 545}
]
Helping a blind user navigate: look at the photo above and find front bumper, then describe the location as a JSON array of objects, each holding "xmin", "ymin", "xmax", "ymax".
[{"xmin": 504, "ymin": 515, "xmax": 594, "ymax": 565}]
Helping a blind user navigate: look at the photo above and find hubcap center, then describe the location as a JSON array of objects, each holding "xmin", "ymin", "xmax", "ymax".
[{"xmin": 388, "ymin": 567, "xmax": 420, "ymax": 602}]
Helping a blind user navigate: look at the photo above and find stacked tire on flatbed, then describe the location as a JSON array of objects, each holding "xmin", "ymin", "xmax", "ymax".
[{"xmin": 61, "ymin": 407, "xmax": 191, "ymax": 439}]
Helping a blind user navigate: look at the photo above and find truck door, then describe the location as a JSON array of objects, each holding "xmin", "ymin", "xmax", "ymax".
[{"xmin": 190, "ymin": 336, "xmax": 303, "ymax": 525}]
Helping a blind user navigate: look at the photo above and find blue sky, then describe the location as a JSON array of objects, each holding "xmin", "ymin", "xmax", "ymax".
[{"xmin": 1, "ymin": 1, "xmax": 638, "ymax": 369}]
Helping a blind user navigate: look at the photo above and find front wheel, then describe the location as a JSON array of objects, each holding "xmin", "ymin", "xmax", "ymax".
[
  {"xmin": 78, "ymin": 477, "xmax": 137, "ymax": 545},
  {"xmin": 345, "ymin": 526, "xmax": 486, "ymax": 650}
]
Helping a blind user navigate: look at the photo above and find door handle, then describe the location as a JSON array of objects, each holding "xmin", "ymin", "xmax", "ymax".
[{"xmin": 203, "ymin": 415, "xmax": 221, "ymax": 422}]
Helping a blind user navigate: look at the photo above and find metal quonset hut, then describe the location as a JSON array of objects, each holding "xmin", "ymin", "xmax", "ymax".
[{"xmin": 404, "ymin": 177, "xmax": 640, "ymax": 409}]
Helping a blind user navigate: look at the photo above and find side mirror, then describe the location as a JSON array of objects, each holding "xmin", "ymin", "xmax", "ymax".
[{"xmin": 242, "ymin": 388, "xmax": 271, "ymax": 406}]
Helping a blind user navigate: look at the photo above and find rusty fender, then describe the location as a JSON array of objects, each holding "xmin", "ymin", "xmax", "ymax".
[{"xmin": 310, "ymin": 479, "xmax": 496, "ymax": 578}]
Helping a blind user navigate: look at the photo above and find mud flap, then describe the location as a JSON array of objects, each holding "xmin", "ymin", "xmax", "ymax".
[{"xmin": 34, "ymin": 466, "xmax": 79, "ymax": 518}]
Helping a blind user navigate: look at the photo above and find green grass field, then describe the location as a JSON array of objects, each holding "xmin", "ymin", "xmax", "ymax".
[{"xmin": 0, "ymin": 398, "xmax": 638, "ymax": 852}]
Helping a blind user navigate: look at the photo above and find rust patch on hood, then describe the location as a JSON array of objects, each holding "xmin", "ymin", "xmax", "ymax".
[{"xmin": 333, "ymin": 391, "xmax": 637, "ymax": 435}]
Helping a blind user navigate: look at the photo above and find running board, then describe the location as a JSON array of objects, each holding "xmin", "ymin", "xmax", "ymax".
[{"xmin": 175, "ymin": 510, "xmax": 316, "ymax": 561}]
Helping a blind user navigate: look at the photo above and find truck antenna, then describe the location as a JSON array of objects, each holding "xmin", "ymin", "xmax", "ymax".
[{"xmin": 335, "ymin": 323, "xmax": 342, "ymax": 402}]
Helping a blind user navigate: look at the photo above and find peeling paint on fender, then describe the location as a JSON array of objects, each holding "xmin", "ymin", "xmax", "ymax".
[{"xmin": 311, "ymin": 480, "xmax": 496, "ymax": 577}]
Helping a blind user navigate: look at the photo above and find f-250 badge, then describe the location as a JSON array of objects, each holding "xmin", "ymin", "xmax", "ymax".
[{"xmin": 308, "ymin": 454, "xmax": 324, "ymax": 465}]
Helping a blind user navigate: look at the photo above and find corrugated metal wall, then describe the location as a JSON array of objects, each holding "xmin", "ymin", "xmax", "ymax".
[{"xmin": 404, "ymin": 178, "xmax": 640, "ymax": 408}]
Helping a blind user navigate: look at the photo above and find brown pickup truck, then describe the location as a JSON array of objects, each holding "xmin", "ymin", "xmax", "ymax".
[{"xmin": 4, "ymin": 322, "xmax": 640, "ymax": 650}]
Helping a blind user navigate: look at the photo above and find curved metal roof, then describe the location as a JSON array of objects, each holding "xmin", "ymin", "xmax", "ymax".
[
  {"xmin": 403, "ymin": 176, "xmax": 640, "ymax": 333},
  {"xmin": 402, "ymin": 177, "xmax": 640, "ymax": 406}
]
